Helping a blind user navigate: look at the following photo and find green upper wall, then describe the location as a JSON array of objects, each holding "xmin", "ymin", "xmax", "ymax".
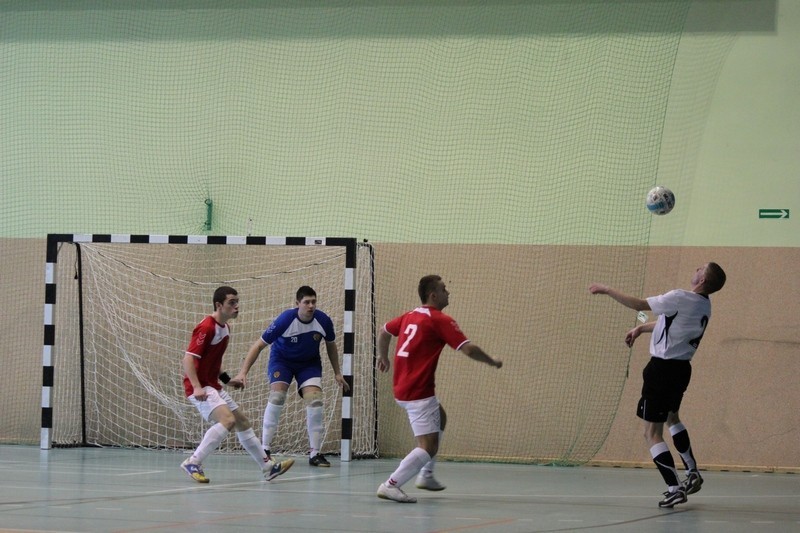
[{"xmin": 1, "ymin": 1, "xmax": 796, "ymax": 246}]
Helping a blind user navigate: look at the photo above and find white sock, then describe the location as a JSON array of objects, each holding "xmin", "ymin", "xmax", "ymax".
[
  {"xmin": 192, "ymin": 423, "xmax": 229, "ymax": 464},
  {"xmin": 262, "ymin": 402, "xmax": 283, "ymax": 450},
  {"xmin": 420, "ymin": 431, "xmax": 443, "ymax": 477},
  {"xmin": 237, "ymin": 428, "xmax": 272, "ymax": 470},
  {"xmin": 306, "ymin": 405, "xmax": 324, "ymax": 456},
  {"xmin": 386, "ymin": 447, "xmax": 431, "ymax": 488}
]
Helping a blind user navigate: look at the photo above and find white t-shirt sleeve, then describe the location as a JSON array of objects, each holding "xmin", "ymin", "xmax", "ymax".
[{"xmin": 646, "ymin": 290, "xmax": 681, "ymax": 316}]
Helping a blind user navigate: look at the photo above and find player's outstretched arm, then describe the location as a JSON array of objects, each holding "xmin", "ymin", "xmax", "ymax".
[
  {"xmin": 460, "ymin": 343, "xmax": 502, "ymax": 369},
  {"xmin": 588, "ymin": 283, "xmax": 651, "ymax": 312},
  {"xmin": 229, "ymin": 338, "xmax": 268, "ymax": 389}
]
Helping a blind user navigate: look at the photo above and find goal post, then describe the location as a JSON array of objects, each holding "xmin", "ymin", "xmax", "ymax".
[{"xmin": 41, "ymin": 234, "xmax": 377, "ymax": 461}]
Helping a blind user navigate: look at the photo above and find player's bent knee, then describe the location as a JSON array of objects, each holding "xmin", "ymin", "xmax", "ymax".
[
  {"xmin": 422, "ymin": 443, "xmax": 439, "ymax": 457},
  {"xmin": 268, "ymin": 390, "xmax": 287, "ymax": 406},
  {"xmin": 233, "ymin": 411, "xmax": 252, "ymax": 431},
  {"xmin": 217, "ymin": 414, "xmax": 236, "ymax": 430},
  {"xmin": 304, "ymin": 389, "xmax": 324, "ymax": 408}
]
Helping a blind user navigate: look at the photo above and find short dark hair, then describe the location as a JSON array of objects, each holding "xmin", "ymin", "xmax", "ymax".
[
  {"xmin": 418, "ymin": 275, "xmax": 442, "ymax": 304},
  {"xmin": 296, "ymin": 285, "xmax": 317, "ymax": 301},
  {"xmin": 704, "ymin": 262, "xmax": 726, "ymax": 294},
  {"xmin": 213, "ymin": 286, "xmax": 237, "ymax": 310}
]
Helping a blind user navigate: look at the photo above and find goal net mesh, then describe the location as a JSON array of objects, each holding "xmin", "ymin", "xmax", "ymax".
[{"xmin": 51, "ymin": 241, "xmax": 376, "ymax": 457}]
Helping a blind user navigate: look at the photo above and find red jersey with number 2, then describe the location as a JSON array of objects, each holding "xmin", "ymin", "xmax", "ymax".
[
  {"xmin": 384, "ymin": 305, "xmax": 469, "ymax": 401},
  {"xmin": 183, "ymin": 315, "xmax": 230, "ymax": 397}
]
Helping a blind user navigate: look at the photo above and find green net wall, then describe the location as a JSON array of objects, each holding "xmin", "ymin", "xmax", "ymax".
[
  {"xmin": 0, "ymin": 2, "xmax": 690, "ymax": 242},
  {"xmin": 2, "ymin": 1, "xmax": 703, "ymax": 464}
]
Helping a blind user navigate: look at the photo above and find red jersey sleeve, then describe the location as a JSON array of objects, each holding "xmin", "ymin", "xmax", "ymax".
[
  {"xmin": 432, "ymin": 312, "xmax": 469, "ymax": 351},
  {"xmin": 183, "ymin": 316, "xmax": 228, "ymax": 397},
  {"xmin": 186, "ymin": 319, "xmax": 214, "ymax": 357},
  {"xmin": 384, "ymin": 315, "xmax": 404, "ymax": 338}
]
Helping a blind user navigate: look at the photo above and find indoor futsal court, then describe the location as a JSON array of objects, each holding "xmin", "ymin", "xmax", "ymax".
[
  {"xmin": 1, "ymin": 446, "xmax": 797, "ymax": 533},
  {"xmin": 3, "ymin": 2, "xmax": 798, "ymax": 532}
]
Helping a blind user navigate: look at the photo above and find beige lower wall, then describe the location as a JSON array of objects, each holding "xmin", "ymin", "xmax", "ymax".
[
  {"xmin": 2, "ymin": 238, "xmax": 798, "ymax": 470},
  {"xmin": 2, "ymin": 238, "xmax": 49, "ymax": 444},
  {"xmin": 371, "ymin": 244, "xmax": 800, "ymax": 471}
]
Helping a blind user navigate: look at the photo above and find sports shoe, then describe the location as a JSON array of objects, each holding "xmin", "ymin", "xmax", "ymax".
[
  {"xmin": 309, "ymin": 453, "xmax": 331, "ymax": 467},
  {"xmin": 658, "ymin": 488, "xmax": 687, "ymax": 508},
  {"xmin": 264, "ymin": 449, "xmax": 272, "ymax": 462},
  {"xmin": 683, "ymin": 471, "xmax": 704, "ymax": 495},
  {"xmin": 377, "ymin": 482, "xmax": 417, "ymax": 503},
  {"xmin": 415, "ymin": 473, "xmax": 446, "ymax": 491},
  {"xmin": 264, "ymin": 458, "xmax": 295, "ymax": 481},
  {"xmin": 180, "ymin": 458, "xmax": 209, "ymax": 483}
]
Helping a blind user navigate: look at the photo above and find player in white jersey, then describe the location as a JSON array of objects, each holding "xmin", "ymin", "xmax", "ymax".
[{"xmin": 589, "ymin": 262, "xmax": 726, "ymax": 508}]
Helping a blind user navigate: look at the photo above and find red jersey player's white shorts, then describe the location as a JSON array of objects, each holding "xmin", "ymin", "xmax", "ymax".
[
  {"xmin": 396, "ymin": 396, "xmax": 441, "ymax": 436},
  {"xmin": 188, "ymin": 386, "xmax": 239, "ymax": 422}
]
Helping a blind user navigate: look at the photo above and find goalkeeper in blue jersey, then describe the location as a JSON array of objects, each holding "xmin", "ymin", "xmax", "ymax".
[{"xmin": 231, "ymin": 286, "xmax": 350, "ymax": 467}]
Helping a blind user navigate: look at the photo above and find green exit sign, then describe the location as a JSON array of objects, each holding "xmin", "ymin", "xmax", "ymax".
[{"xmin": 758, "ymin": 209, "xmax": 789, "ymax": 219}]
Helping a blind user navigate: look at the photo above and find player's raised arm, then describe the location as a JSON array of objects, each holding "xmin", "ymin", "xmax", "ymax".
[{"xmin": 589, "ymin": 283, "xmax": 651, "ymax": 312}]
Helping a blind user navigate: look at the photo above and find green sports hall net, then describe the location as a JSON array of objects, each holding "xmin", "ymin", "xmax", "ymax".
[{"xmin": 1, "ymin": 1, "xmax": 729, "ymax": 464}]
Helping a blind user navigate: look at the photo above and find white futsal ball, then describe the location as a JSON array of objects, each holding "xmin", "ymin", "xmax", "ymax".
[{"xmin": 646, "ymin": 186, "xmax": 675, "ymax": 215}]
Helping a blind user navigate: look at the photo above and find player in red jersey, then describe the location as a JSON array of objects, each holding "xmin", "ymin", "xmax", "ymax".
[
  {"xmin": 180, "ymin": 286, "xmax": 294, "ymax": 483},
  {"xmin": 375, "ymin": 275, "xmax": 502, "ymax": 503}
]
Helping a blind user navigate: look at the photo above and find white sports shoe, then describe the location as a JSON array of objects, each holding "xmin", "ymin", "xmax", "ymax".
[
  {"xmin": 415, "ymin": 474, "xmax": 446, "ymax": 491},
  {"xmin": 377, "ymin": 482, "xmax": 417, "ymax": 503},
  {"xmin": 263, "ymin": 458, "xmax": 295, "ymax": 481}
]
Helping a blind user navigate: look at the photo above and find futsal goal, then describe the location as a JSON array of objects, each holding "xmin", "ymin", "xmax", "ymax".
[{"xmin": 41, "ymin": 234, "xmax": 377, "ymax": 461}]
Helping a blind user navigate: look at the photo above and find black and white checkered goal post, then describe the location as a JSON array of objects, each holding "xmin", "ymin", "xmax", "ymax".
[{"xmin": 42, "ymin": 234, "xmax": 362, "ymax": 461}]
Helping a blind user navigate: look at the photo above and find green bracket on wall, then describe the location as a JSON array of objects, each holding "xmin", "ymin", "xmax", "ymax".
[{"xmin": 204, "ymin": 198, "xmax": 213, "ymax": 231}]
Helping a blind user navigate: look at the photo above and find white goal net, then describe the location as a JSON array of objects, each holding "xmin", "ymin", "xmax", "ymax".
[{"xmin": 46, "ymin": 236, "xmax": 377, "ymax": 458}]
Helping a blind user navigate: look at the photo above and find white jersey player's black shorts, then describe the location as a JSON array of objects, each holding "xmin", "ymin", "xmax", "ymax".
[{"xmin": 637, "ymin": 357, "xmax": 692, "ymax": 423}]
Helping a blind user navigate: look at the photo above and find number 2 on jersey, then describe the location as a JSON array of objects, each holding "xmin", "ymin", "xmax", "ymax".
[{"xmin": 396, "ymin": 324, "xmax": 418, "ymax": 357}]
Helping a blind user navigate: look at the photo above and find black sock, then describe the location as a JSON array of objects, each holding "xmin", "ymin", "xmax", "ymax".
[
  {"xmin": 671, "ymin": 427, "xmax": 698, "ymax": 472},
  {"xmin": 652, "ymin": 450, "xmax": 680, "ymax": 488}
]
